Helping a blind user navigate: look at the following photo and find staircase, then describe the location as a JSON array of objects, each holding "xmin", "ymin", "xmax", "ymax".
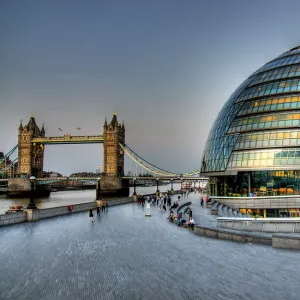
[{"xmin": 210, "ymin": 200, "xmax": 250, "ymax": 218}]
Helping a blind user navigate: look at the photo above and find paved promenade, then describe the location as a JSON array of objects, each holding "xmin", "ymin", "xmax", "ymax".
[{"xmin": 1, "ymin": 194, "xmax": 300, "ymax": 300}]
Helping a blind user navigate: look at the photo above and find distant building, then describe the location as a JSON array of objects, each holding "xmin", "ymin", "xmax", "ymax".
[
  {"xmin": 96, "ymin": 165, "xmax": 104, "ymax": 174},
  {"xmin": 43, "ymin": 171, "xmax": 62, "ymax": 178}
]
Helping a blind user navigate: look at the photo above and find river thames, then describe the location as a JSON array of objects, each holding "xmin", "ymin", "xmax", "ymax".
[{"xmin": 0, "ymin": 183, "xmax": 183, "ymax": 214}]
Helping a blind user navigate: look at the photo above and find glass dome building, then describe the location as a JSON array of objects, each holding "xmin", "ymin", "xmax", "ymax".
[{"xmin": 201, "ymin": 46, "xmax": 300, "ymax": 205}]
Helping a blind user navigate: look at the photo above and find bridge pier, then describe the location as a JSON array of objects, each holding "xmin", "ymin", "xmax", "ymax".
[
  {"xmin": 6, "ymin": 178, "xmax": 50, "ymax": 198},
  {"xmin": 100, "ymin": 176, "xmax": 129, "ymax": 197}
]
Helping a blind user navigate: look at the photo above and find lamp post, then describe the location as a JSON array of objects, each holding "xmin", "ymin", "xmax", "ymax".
[
  {"xmin": 171, "ymin": 179, "xmax": 174, "ymax": 191},
  {"xmin": 96, "ymin": 177, "xmax": 101, "ymax": 200},
  {"xmin": 156, "ymin": 178, "xmax": 160, "ymax": 195},
  {"xmin": 133, "ymin": 177, "xmax": 137, "ymax": 196},
  {"xmin": 27, "ymin": 176, "xmax": 37, "ymax": 209}
]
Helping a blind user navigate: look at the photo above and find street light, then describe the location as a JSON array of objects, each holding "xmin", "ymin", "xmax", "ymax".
[
  {"xmin": 156, "ymin": 178, "xmax": 160, "ymax": 195},
  {"xmin": 27, "ymin": 176, "xmax": 37, "ymax": 209},
  {"xmin": 133, "ymin": 177, "xmax": 137, "ymax": 196},
  {"xmin": 96, "ymin": 177, "xmax": 101, "ymax": 200}
]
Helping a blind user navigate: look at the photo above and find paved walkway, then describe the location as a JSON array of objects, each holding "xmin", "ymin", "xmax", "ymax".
[{"xmin": 1, "ymin": 194, "xmax": 300, "ymax": 300}]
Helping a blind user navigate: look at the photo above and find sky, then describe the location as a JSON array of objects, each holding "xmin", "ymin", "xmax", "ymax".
[{"xmin": 1, "ymin": 0, "xmax": 300, "ymax": 176}]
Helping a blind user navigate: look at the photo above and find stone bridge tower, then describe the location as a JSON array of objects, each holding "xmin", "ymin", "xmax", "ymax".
[
  {"xmin": 102, "ymin": 113, "xmax": 128, "ymax": 196},
  {"xmin": 103, "ymin": 113, "xmax": 125, "ymax": 177},
  {"xmin": 18, "ymin": 116, "xmax": 45, "ymax": 177}
]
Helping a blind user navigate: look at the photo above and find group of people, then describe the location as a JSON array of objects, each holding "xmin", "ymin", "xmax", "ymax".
[
  {"xmin": 168, "ymin": 210, "xmax": 195, "ymax": 230},
  {"xmin": 88, "ymin": 200, "xmax": 108, "ymax": 222},
  {"xmin": 200, "ymin": 196, "xmax": 210, "ymax": 207},
  {"xmin": 137, "ymin": 194, "xmax": 177, "ymax": 212}
]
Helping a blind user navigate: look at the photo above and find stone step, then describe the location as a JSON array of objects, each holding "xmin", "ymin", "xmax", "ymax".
[
  {"xmin": 211, "ymin": 201, "xmax": 220, "ymax": 215},
  {"xmin": 227, "ymin": 208, "xmax": 233, "ymax": 217},
  {"xmin": 232, "ymin": 210, "xmax": 238, "ymax": 216},
  {"xmin": 222, "ymin": 205, "xmax": 228, "ymax": 214}
]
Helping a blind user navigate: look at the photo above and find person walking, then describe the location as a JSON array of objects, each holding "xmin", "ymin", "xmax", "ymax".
[
  {"xmin": 101, "ymin": 200, "xmax": 105, "ymax": 213},
  {"xmin": 200, "ymin": 197, "xmax": 204, "ymax": 207},
  {"xmin": 89, "ymin": 207, "xmax": 94, "ymax": 222},
  {"xmin": 96, "ymin": 206, "xmax": 100, "ymax": 217}
]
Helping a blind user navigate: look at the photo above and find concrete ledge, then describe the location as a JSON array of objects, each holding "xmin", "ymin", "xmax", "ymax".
[
  {"xmin": 194, "ymin": 225, "xmax": 272, "ymax": 246},
  {"xmin": 218, "ymin": 217, "xmax": 300, "ymax": 233},
  {"xmin": 272, "ymin": 234, "xmax": 300, "ymax": 250}
]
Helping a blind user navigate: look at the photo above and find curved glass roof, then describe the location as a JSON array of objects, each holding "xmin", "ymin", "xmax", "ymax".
[{"xmin": 201, "ymin": 46, "xmax": 300, "ymax": 173}]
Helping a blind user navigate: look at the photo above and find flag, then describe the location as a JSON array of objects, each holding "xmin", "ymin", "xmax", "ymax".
[
  {"xmin": 77, "ymin": 127, "xmax": 81, "ymax": 130},
  {"xmin": 59, "ymin": 128, "xmax": 63, "ymax": 131}
]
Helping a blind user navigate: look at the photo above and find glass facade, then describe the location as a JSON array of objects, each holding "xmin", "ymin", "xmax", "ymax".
[
  {"xmin": 234, "ymin": 130, "xmax": 300, "ymax": 150},
  {"xmin": 201, "ymin": 46, "xmax": 300, "ymax": 212},
  {"xmin": 237, "ymin": 95, "xmax": 300, "ymax": 116},
  {"xmin": 228, "ymin": 111, "xmax": 300, "ymax": 134},
  {"xmin": 211, "ymin": 171, "xmax": 300, "ymax": 197},
  {"xmin": 201, "ymin": 46, "xmax": 300, "ymax": 174}
]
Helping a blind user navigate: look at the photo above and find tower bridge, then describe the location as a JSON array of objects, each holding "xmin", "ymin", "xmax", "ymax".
[{"xmin": 1, "ymin": 114, "xmax": 205, "ymax": 197}]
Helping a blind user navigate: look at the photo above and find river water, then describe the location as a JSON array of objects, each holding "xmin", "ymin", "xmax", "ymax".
[{"xmin": 0, "ymin": 183, "xmax": 184, "ymax": 214}]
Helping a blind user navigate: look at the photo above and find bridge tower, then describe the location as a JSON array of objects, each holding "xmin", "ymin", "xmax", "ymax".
[
  {"xmin": 102, "ymin": 113, "xmax": 128, "ymax": 196},
  {"xmin": 18, "ymin": 116, "xmax": 45, "ymax": 177},
  {"xmin": 103, "ymin": 113, "xmax": 125, "ymax": 177}
]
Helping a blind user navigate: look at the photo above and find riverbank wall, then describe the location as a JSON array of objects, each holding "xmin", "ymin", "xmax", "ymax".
[{"xmin": 0, "ymin": 197, "xmax": 133, "ymax": 226}]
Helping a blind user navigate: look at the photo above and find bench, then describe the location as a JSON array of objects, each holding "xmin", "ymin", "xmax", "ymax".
[{"xmin": 177, "ymin": 202, "xmax": 191, "ymax": 214}]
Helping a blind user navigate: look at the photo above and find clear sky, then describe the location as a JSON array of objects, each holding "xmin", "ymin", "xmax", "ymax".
[{"xmin": 1, "ymin": 0, "xmax": 300, "ymax": 175}]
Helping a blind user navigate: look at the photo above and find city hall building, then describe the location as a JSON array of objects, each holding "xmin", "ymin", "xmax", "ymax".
[{"xmin": 201, "ymin": 46, "xmax": 300, "ymax": 217}]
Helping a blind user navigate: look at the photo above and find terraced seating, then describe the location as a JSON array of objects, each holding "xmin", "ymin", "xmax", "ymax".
[
  {"xmin": 211, "ymin": 202, "xmax": 220, "ymax": 215},
  {"xmin": 210, "ymin": 200, "xmax": 249, "ymax": 218},
  {"xmin": 232, "ymin": 210, "xmax": 238, "ymax": 217},
  {"xmin": 227, "ymin": 208, "xmax": 233, "ymax": 217}
]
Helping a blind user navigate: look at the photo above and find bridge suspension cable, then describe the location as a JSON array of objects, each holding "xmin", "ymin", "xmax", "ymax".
[
  {"xmin": 120, "ymin": 143, "xmax": 200, "ymax": 177},
  {"xmin": 0, "ymin": 158, "xmax": 18, "ymax": 174},
  {"xmin": 0, "ymin": 145, "xmax": 18, "ymax": 165}
]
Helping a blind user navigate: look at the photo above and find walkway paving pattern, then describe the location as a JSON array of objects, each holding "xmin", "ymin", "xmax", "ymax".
[{"xmin": 0, "ymin": 193, "xmax": 300, "ymax": 300}]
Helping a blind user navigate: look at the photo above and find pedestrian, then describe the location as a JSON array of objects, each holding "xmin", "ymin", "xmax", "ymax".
[
  {"xmin": 201, "ymin": 197, "xmax": 204, "ymax": 207},
  {"xmin": 167, "ymin": 196, "xmax": 171, "ymax": 206},
  {"xmin": 89, "ymin": 207, "xmax": 94, "ymax": 222},
  {"xmin": 101, "ymin": 200, "xmax": 105, "ymax": 213},
  {"xmin": 105, "ymin": 200, "xmax": 108, "ymax": 212},
  {"xmin": 96, "ymin": 206, "xmax": 100, "ymax": 217}
]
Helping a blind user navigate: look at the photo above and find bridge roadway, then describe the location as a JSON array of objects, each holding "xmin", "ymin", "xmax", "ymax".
[{"xmin": 0, "ymin": 193, "xmax": 299, "ymax": 300}]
